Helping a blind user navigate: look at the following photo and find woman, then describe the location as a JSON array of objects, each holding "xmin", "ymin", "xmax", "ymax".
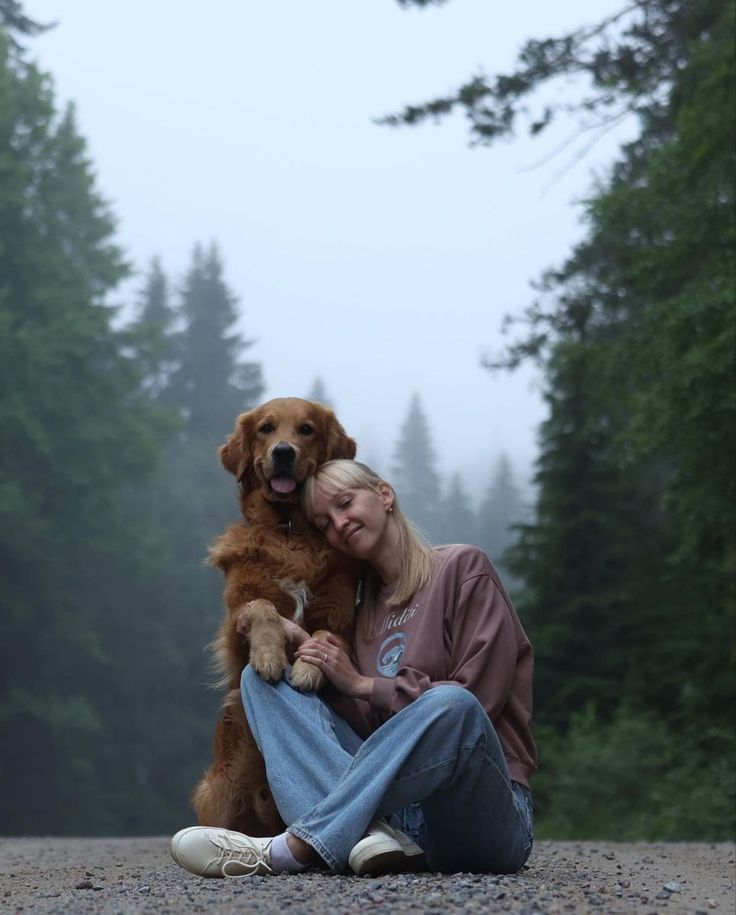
[{"xmin": 171, "ymin": 460, "xmax": 536, "ymax": 877}]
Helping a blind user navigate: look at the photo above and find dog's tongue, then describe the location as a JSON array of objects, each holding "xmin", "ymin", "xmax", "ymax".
[{"xmin": 270, "ymin": 476, "xmax": 297, "ymax": 494}]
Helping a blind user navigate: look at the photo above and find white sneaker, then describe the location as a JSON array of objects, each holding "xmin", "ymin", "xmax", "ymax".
[
  {"xmin": 348, "ymin": 819, "xmax": 426, "ymax": 877},
  {"xmin": 170, "ymin": 826, "xmax": 276, "ymax": 877}
]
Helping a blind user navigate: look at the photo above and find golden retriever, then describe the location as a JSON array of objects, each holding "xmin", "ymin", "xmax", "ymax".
[{"xmin": 192, "ymin": 397, "xmax": 358, "ymax": 835}]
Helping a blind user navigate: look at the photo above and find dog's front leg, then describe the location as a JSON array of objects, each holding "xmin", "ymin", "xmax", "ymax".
[
  {"xmin": 290, "ymin": 629, "xmax": 348, "ymax": 692},
  {"xmin": 240, "ymin": 599, "xmax": 288, "ymax": 681}
]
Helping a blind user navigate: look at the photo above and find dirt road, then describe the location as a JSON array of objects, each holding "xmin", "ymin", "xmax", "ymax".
[{"xmin": 1, "ymin": 837, "xmax": 733, "ymax": 914}]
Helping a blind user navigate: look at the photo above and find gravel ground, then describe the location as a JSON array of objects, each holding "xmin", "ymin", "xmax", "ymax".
[{"xmin": 0, "ymin": 837, "xmax": 733, "ymax": 914}]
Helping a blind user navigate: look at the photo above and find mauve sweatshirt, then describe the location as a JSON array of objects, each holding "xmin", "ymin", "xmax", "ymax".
[{"xmin": 326, "ymin": 544, "xmax": 538, "ymax": 789}]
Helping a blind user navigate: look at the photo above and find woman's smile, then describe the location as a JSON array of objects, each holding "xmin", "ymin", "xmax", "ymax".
[{"xmin": 344, "ymin": 524, "xmax": 362, "ymax": 543}]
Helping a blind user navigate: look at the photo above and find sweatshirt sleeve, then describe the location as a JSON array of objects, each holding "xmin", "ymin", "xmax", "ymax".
[{"xmin": 369, "ymin": 569, "xmax": 518, "ymax": 723}]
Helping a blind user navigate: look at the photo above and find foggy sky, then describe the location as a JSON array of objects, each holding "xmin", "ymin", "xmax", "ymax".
[{"xmin": 24, "ymin": 0, "xmax": 637, "ymax": 494}]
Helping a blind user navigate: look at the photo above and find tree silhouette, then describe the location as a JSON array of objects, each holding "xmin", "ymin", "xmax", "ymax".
[{"xmin": 390, "ymin": 393, "xmax": 443, "ymax": 542}]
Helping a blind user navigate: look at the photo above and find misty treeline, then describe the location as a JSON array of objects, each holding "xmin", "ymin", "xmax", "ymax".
[
  {"xmin": 358, "ymin": 391, "xmax": 526, "ymax": 579},
  {"xmin": 1, "ymin": 0, "xmax": 734, "ymax": 840}
]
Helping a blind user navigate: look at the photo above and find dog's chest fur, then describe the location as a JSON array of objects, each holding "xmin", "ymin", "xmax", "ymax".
[{"xmin": 216, "ymin": 522, "xmax": 336, "ymax": 606}]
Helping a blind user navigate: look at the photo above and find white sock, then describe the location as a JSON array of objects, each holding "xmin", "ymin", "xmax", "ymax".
[{"xmin": 269, "ymin": 832, "xmax": 311, "ymax": 873}]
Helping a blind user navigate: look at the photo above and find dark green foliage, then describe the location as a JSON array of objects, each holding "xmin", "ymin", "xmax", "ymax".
[
  {"xmin": 506, "ymin": 341, "xmax": 680, "ymax": 730},
  {"xmin": 534, "ymin": 707, "xmax": 736, "ymax": 841},
  {"xmin": 0, "ymin": 23, "xmax": 266, "ymax": 832},
  {"xmin": 504, "ymin": 1, "xmax": 736, "ymax": 838},
  {"xmin": 384, "ymin": 0, "xmax": 727, "ymax": 145},
  {"xmin": 0, "ymin": 0, "xmax": 52, "ymax": 46},
  {"xmin": 0, "ymin": 31, "xmax": 168, "ymax": 832},
  {"xmin": 396, "ymin": 0, "xmax": 735, "ymax": 839},
  {"xmin": 506, "ymin": 0, "xmax": 736, "ymax": 736}
]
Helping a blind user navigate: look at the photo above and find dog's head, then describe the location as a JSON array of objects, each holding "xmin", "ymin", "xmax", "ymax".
[{"xmin": 220, "ymin": 397, "xmax": 357, "ymax": 505}]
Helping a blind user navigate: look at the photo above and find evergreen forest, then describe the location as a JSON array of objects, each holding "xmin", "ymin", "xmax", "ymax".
[{"xmin": 1, "ymin": 0, "xmax": 733, "ymax": 840}]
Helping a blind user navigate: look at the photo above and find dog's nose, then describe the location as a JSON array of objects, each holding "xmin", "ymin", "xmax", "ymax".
[{"xmin": 272, "ymin": 442, "xmax": 296, "ymax": 465}]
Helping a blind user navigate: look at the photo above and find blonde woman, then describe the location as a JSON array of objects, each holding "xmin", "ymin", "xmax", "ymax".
[{"xmin": 171, "ymin": 460, "xmax": 536, "ymax": 878}]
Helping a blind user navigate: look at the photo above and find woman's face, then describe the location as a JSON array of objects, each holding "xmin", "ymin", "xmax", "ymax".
[{"xmin": 309, "ymin": 483, "xmax": 394, "ymax": 562}]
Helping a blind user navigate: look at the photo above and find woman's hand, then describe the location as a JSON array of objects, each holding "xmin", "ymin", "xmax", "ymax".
[{"xmin": 295, "ymin": 632, "xmax": 374, "ymax": 700}]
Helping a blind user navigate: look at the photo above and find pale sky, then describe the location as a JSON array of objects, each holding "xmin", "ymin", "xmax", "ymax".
[{"xmin": 23, "ymin": 0, "xmax": 637, "ymax": 494}]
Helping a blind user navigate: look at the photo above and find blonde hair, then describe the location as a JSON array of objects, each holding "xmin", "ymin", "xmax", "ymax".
[{"xmin": 303, "ymin": 460, "xmax": 433, "ymax": 634}]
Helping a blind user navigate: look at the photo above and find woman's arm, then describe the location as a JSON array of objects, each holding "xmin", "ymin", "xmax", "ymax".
[{"xmin": 370, "ymin": 570, "xmax": 522, "ymax": 722}]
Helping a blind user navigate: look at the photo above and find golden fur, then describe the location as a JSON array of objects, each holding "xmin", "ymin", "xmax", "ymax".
[{"xmin": 192, "ymin": 397, "xmax": 358, "ymax": 834}]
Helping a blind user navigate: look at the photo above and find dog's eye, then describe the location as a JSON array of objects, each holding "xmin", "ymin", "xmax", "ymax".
[
  {"xmin": 298, "ymin": 424, "xmax": 314, "ymax": 436},
  {"xmin": 258, "ymin": 422, "xmax": 274, "ymax": 434}
]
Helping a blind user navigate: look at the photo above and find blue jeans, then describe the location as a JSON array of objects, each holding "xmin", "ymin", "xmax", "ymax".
[{"xmin": 240, "ymin": 665, "xmax": 533, "ymax": 874}]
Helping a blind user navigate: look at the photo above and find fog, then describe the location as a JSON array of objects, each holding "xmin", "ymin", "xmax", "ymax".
[{"xmin": 24, "ymin": 0, "xmax": 637, "ymax": 492}]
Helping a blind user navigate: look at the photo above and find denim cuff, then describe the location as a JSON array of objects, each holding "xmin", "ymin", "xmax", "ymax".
[{"xmin": 287, "ymin": 825, "xmax": 342, "ymax": 874}]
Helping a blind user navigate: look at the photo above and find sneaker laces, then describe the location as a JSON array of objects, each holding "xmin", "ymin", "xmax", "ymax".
[{"xmin": 208, "ymin": 832, "xmax": 275, "ymax": 878}]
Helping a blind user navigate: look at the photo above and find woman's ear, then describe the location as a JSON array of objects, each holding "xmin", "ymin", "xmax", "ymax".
[{"xmin": 377, "ymin": 482, "xmax": 394, "ymax": 513}]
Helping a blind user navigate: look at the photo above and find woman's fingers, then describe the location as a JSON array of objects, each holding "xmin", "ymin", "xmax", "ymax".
[{"xmin": 295, "ymin": 640, "xmax": 328, "ymax": 664}]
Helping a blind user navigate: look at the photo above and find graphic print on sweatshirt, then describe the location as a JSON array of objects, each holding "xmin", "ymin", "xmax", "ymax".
[{"xmin": 375, "ymin": 602, "xmax": 419, "ymax": 677}]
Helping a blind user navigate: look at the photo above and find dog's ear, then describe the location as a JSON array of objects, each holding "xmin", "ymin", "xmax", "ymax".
[
  {"xmin": 220, "ymin": 412, "xmax": 255, "ymax": 482},
  {"xmin": 323, "ymin": 410, "xmax": 357, "ymax": 461}
]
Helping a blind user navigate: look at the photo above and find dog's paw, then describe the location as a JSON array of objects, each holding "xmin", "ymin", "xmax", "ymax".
[
  {"xmin": 250, "ymin": 645, "xmax": 288, "ymax": 682},
  {"xmin": 290, "ymin": 658, "xmax": 325, "ymax": 692}
]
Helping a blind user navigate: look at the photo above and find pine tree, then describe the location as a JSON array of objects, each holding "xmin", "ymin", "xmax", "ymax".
[
  {"xmin": 169, "ymin": 242, "xmax": 263, "ymax": 445},
  {"xmin": 440, "ymin": 473, "xmax": 477, "ymax": 545},
  {"xmin": 506, "ymin": 341, "xmax": 671, "ymax": 728},
  {"xmin": 390, "ymin": 0, "xmax": 736, "ymax": 837},
  {"xmin": 132, "ymin": 256, "xmax": 179, "ymax": 398},
  {"xmin": 477, "ymin": 455, "xmax": 522, "ymax": 561},
  {"xmin": 500, "ymin": 0, "xmax": 736, "ymax": 734},
  {"xmin": 0, "ymin": 30, "xmax": 166, "ymax": 832},
  {"xmin": 307, "ymin": 375, "xmax": 333, "ymax": 408},
  {"xmin": 390, "ymin": 394, "xmax": 443, "ymax": 542},
  {"xmin": 111, "ymin": 243, "xmax": 266, "ymax": 831}
]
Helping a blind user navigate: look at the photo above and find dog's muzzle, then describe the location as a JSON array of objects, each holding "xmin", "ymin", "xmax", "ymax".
[{"xmin": 268, "ymin": 443, "xmax": 299, "ymax": 496}]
